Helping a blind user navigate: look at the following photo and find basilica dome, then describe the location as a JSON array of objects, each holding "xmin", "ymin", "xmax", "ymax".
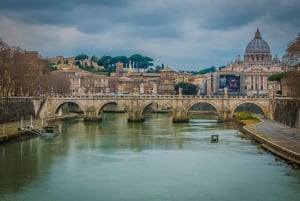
[{"xmin": 245, "ymin": 28, "xmax": 270, "ymax": 53}]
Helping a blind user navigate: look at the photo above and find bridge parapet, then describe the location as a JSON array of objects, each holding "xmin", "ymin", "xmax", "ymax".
[
  {"xmin": 42, "ymin": 94, "xmax": 273, "ymax": 122},
  {"xmin": 48, "ymin": 94, "xmax": 271, "ymax": 100}
]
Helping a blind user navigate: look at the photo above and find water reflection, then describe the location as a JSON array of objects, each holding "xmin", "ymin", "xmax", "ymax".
[{"xmin": 0, "ymin": 113, "xmax": 300, "ymax": 201}]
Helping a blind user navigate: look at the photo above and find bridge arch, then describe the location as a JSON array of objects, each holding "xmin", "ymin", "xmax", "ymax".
[
  {"xmin": 231, "ymin": 100, "xmax": 266, "ymax": 118},
  {"xmin": 54, "ymin": 100, "xmax": 85, "ymax": 115},
  {"xmin": 185, "ymin": 101, "xmax": 221, "ymax": 117},
  {"xmin": 96, "ymin": 101, "xmax": 128, "ymax": 115},
  {"xmin": 141, "ymin": 100, "xmax": 173, "ymax": 115}
]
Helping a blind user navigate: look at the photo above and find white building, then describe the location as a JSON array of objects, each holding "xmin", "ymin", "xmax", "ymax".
[{"xmin": 213, "ymin": 28, "xmax": 284, "ymax": 95}]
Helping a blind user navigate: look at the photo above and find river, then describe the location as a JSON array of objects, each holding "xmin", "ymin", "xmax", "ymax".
[{"xmin": 0, "ymin": 113, "xmax": 300, "ymax": 201}]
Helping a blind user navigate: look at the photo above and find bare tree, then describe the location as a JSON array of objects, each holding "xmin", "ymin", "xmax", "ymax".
[
  {"xmin": 282, "ymin": 70, "xmax": 300, "ymax": 97},
  {"xmin": 12, "ymin": 50, "xmax": 47, "ymax": 96},
  {"xmin": 283, "ymin": 33, "xmax": 300, "ymax": 68},
  {"xmin": 0, "ymin": 39, "xmax": 14, "ymax": 97},
  {"xmin": 0, "ymin": 38, "xmax": 49, "ymax": 97},
  {"xmin": 281, "ymin": 33, "xmax": 300, "ymax": 97},
  {"xmin": 48, "ymin": 71, "xmax": 71, "ymax": 95}
]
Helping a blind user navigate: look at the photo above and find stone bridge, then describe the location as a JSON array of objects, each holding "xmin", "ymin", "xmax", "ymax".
[{"xmin": 38, "ymin": 94, "xmax": 274, "ymax": 122}]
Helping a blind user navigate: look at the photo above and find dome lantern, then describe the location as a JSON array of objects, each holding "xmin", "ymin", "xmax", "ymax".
[{"xmin": 254, "ymin": 28, "xmax": 262, "ymax": 39}]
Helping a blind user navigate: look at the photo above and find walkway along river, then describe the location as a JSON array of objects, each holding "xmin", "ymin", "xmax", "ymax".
[
  {"xmin": 0, "ymin": 113, "xmax": 300, "ymax": 201},
  {"xmin": 244, "ymin": 118, "xmax": 300, "ymax": 166}
]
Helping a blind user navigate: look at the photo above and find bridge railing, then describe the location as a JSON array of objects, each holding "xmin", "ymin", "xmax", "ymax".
[{"xmin": 47, "ymin": 94, "xmax": 271, "ymax": 100}]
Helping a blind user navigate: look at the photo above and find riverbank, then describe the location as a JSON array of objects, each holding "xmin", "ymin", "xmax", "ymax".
[
  {"xmin": 0, "ymin": 130, "xmax": 37, "ymax": 143},
  {"xmin": 0, "ymin": 122, "xmax": 40, "ymax": 144},
  {"xmin": 0, "ymin": 114, "xmax": 80, "ymax": 144},
  {"xmin": 242, "ymin": 119, "xmax": 300, "ymax": 168}
]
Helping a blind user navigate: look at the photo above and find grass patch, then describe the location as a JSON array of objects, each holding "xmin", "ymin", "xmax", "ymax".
[{"xmin": 233, "ymin": 112, "xmax": 261, "ymax": 125}]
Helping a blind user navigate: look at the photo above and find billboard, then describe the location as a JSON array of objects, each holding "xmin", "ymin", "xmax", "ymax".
[{"xmin": 219, "ymin": 74, "xmax": 240, "ymax": 92}]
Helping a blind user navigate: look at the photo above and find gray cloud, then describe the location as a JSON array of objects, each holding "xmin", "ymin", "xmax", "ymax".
[
  {"xmin": 0, "ymin": 0, "xmax": 131, "ymax": 10},
  {"xmin": 1, "ymin": 0, "xmax": 300, "ymax": 25},
  {"xmin": 2, "ymin": 0, "xmax": 300, "ymax": 30},
  {"xmin": 0, "ymin": 0, "xmax": 299, "ymax": 70}
]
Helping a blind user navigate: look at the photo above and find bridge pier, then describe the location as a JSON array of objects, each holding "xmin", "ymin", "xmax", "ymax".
[
  {"xmin": 84, "ymin": 115, "xmax": 102, "ymax": 122},
  {"xmin": 84, "ymin": 108, "xmax": 102, "ymax": 122},
  {"xmin": 220, "ymin": 111, "xmax": 230, "ymax": 121},
  {"xmin": 172, "ymin": 108, "xmax": 189, "ymax": 123},
  {"xmin": 172, "ymin": 93, "xmax": 189, "ymax": 123},
  {"xmin": 127, "ymin": 99, "xmax": 145, "ymax": 122},
  {"xmin": 127, "ymin": 111, "xmax": 145, "ymax": 122}
]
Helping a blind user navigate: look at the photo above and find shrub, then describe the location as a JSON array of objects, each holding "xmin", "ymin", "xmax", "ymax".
[{"xmin": 234, "ymin": 112, "xmax": 257, "ymax": 120}]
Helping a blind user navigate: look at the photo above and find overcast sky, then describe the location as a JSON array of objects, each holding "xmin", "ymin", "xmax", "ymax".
[{"xmin": 0, "ymin": 0, "xmax": 299, "ymax": 70}]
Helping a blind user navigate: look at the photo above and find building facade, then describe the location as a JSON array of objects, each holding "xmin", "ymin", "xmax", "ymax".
[
  {"xmin": 213, "ymin": 28, "xmax": 284, "ymax": 95},
  {"xmin": 158, "ymin": 67, "xmax": 175, "ymax": 94},
  {"xmin": 51, "ymin": 68, "xmax": 109, "ymax": 95}
]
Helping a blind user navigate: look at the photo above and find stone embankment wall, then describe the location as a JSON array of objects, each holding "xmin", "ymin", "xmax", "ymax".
[
  {"xmin": 0, "ymin": 98, "xmax": 35, "ymax": 124},
  {"xmin": 274, "ymin": 99, "xmax": 300, "ymax": 129}
]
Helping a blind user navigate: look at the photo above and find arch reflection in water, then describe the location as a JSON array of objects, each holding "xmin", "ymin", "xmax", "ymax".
[{"xmin": 0, "ymin": 113, "xmax": 300, "ymax": 201}]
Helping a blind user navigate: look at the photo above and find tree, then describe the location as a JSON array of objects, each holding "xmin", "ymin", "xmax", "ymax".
[
  {"xmin": 281, "ymin": 33, "xmax": 300, "ymax": 97},
  {"xmin": 75, "ymin": 54, "xmax": 89, "ymax": 61},
  {"xmin": 174, "ymin": 82, "xmax": 197, "ymax": 95},
  {"xmin": 98, "ymin": 55, "xmax": 112, "ymax": 69},
  {"xmin": 110, "ymin": 56, "xmax": 129, "ymax": 67},
  {"xmin": 118, "ymin": 56, "xmax": 129, "ymax": 66},
  {"xmin": 129, "ymin": 54, "xmax": 154, "ymax": 72},
  {"xmin": 282, "ymin": 70, "xmax": 300, "ymax": 97},
  {"xmin": 0, "ymin": 39, "xmax": 14, "ymax": 97},
  {"xmin": 12, "ymin": 49, "xmax": 49, "ymax": 96},
  {"xmin": 147, "ymin": 65, "xmax": 161, "ymax": 73},
  {"xmin": 268, "ymin": 72, "xmax": 285, "ymax": 93},
  {"xmin": 129, "ymin": 54, "xmax": 143, "ymax": 72},
  {"xmin": 196, "ymin": 66, "xmax": 217, "ymax": 75},
  {"xmin": 268, "ymin": 73, "xmax": 285, "ymax": 82},
  {"xmin": 75, "ymin": 54, "xmax": 89, "ymax": 67},
  {"xmin": 155, "ymin": 65, "xmax": 162, "ymax": 73},
  {"xmin": 0, "ymin": 38, "xmax": 49, "ymax": 97},
  {"xmin": 141, "ymin": 56, "xmax": 153, "ymax": 69},
  {"xmin": 91, "ymin": 55, "xmax": 98, "ymax": 62},
  {"xmin": 282, "ymin": 33, "xmax": 300, "ymax": 67},
  {"xmin": 48, "ymin": 72, "xmax": 70, "ymax": 95},
  {"xmin": 90, "ymin": 55, "xmax": 98, "ymax": 67}
]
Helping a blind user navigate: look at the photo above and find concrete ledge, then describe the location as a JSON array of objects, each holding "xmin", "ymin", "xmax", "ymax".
[
  {"xmin": 0, "ymin": 131, "xmax": 34, "ymax": 144},
  {"xmin": 261, "ymin": 143, "xmax": 300, "ymax": 165},
  {"xmin": 243, "ymin": 126, "xmax": 300, "ymax": 165}
]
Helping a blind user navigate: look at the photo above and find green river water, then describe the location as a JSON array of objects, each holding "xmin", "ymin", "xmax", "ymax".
[{"xmin": 1, "ymin": 113, "xmax": 300, "ymax": 201}]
